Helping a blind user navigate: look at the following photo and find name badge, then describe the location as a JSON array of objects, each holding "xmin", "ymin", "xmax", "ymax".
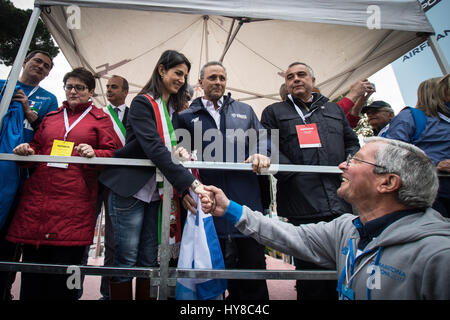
[
  {"xmin": 47, "ymin": 139, "xmax": 74, "ymax": 169},
  {"xmin": 296, "ymin": 123, "xmax": 322, "ymax": 148},
  {"xmin": 340, "ymin": 284, "xmax": 355, "ymax": 300}
]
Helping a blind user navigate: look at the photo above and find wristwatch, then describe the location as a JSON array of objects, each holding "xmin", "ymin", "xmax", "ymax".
[{"xmin": 190, "ymin": 179, "xmax": 201, "ymax": 191}]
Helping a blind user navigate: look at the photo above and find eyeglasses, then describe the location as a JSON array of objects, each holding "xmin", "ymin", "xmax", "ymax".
[
  {"xmin": 64, "ymin": 84, "xmax": 88, "ymax": 92},
  {"xmin": 346, "ymin": 154, "xmax": 387, "ymax": 169}
]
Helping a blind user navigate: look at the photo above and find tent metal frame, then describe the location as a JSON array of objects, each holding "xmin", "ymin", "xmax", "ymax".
[{"xmin": 0, "ymin": 0, "xmax": 448, "ymax": 300}]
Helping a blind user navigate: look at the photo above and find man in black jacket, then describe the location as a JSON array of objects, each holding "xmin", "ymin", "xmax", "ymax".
[{"xmin": 261, "ymin": 62, "xmax": 360, "ymax": 300}]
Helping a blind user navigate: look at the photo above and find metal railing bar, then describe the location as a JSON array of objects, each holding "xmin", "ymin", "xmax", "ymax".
[
  {"xmin": 0, "ymin": 262, "xmax": 337, "ymax": 280},
  {"xmin": 0, "ymin": 153, "xmax": 343, "ymax": 174}
]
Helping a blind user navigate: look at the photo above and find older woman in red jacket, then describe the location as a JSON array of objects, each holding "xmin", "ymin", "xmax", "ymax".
[{"xmin": 7, "ymin": 67, "xmax": 120, "ymax": 300}]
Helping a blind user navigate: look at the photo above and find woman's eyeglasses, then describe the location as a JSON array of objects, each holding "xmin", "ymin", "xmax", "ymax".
[{"xmin": 64, "ymin": 84, "xmax": 88, "ymax": 92}]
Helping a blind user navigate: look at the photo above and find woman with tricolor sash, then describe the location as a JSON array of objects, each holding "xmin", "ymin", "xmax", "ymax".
[{"xmin": 99, "ymin": 50, "xmax": 210, "ymax": 300}]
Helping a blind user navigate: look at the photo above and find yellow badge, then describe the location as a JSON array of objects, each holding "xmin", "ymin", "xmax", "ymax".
[{"xmin": 47, "ymin": 139, "xmax": 74, "ymax": 169}]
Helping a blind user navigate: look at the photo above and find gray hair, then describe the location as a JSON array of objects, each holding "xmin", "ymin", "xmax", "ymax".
[
  {"xmin": 199, "ymin": 61, "xmax": 226, "ymax": 80},
  {"xmin": 287, "ymin": 62, "xmax": 315, "ymax": 78},
  {"xmin": 365, "ymin": 137, "xmax": 438, "ymax": 208}
]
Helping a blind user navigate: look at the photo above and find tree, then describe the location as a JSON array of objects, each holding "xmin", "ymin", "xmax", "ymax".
[{"xmin": 0, "ymin": 0, "xmax": 59, "ymax": 66}]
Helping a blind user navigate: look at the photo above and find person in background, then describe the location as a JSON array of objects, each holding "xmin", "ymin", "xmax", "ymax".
[
  {"xmin": 261, "ymin": 61, "xmax": 360, "ymax": 300},
  {"xmin": 0, "ymin": 50, "xmax": 59, "ymax": 301},
  {"xmin": 0, "ymin": 50, "xmax": 58, "ymax": 140},
  {"xmin": 99, "ymin": 50, "xmax": 212, "ymax": 300},
  {"xmin": 97, "ymin": 75, "xmax": 130, "ymax": 300},
  {"xmin": 361, "ymin": 100, "xmax": 395, "ymax": 136},
  {"xmin": 311, "ymin": 80, "xmax": 375, "ymax": 128},
  {"xmin": 337, "ymin": 80, "xmax": 375, "ymax": 128},
  {"xmin": 385, "ymin": 74, "xmax": 450, "ymax": 217},
  {"xmin": 6, "ymin": 67, "xmax": 120, "ymax": 300},
  {"xmin": 180, "ymin": 84, "xmax": 194, "ymax": 113},
  {"xmin": 201, "ymin": 137, "xmax": 450, "ymax": 300}
]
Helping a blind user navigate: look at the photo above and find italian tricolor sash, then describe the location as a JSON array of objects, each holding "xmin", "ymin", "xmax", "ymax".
[
  {"xmin": 103, "ymin": 104, "xmax": 126, "ymax": 147},
  {"xmin": 143, "ymin": 94, "xmax": 181, "ymax": 245}
]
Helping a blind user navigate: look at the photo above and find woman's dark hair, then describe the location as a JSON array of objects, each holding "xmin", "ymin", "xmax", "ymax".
[
  {"xmin": 63, "ymin": 67, "xmax": 96, "ymax": 91},
  {"xmin": 139, "ymin": 50, "xmax": 191, "ymax": 111}
]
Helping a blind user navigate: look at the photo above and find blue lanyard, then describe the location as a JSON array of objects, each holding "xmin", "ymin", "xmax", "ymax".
[
  {"xmin": 366, "ymin": 247, "xmax": 382, "ymax": 300},
  {"xmin": 337, "ymin": 239, "xmax": 383, "ymax": 300}
]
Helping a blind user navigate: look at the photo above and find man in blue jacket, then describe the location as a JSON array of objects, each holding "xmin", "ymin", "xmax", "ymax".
[
  {"xmin": 0, "ymin": 50, "xmax": 58, "ymax": 300},
  {"xmin": 175, "ymin": 61, "xmax": 271, "ymax": 300}
]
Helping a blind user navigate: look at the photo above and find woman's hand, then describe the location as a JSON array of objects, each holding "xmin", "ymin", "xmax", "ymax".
[
  {"xmin": 75, "ymin": 143, "xmax": 95, "ymax": 158},
  {"xmin": 182, "ymin": 194, "xmax": 198, "ymax": 213},
  {"xmin": 13, "ymin": 143, "xmax": 35, "ymax": 156}
]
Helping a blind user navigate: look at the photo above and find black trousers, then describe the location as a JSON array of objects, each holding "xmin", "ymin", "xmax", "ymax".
[
  {"xmin": 0, "ymin": 206, "xmax": 21, "ymax": 301},
  {"xmin": 20, "ymin": 244, "xmax": 85, "ymax": 300},
  {"xmin": 219, "ymin": 237, "xmax": 269, "ymax": 300},
  {"xmin": 294, "ymin": 258, "xmax": 338, "ymax": 300},
  {"xmin": 290, "ymin": 215, "xmax": 338, "ymax": 300}
]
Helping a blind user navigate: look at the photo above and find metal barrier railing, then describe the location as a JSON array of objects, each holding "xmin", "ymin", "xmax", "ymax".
[{"xmin": 0, "ymin": 153, "xmax": 347, "ymax": 299}]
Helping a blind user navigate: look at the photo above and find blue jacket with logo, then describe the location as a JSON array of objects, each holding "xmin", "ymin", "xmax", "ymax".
[{"xmin": 175, "ymin": 94, "xmax": 269, "ymax": 238}]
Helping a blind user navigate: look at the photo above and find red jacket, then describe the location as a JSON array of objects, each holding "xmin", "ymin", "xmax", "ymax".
[
  {"xmin": 337, "ymin": 97, "xmax": 361, "ymax": 128},
  {"xmin": 7, "ymin": 102, "xmax": 120, "ymax": 247}
]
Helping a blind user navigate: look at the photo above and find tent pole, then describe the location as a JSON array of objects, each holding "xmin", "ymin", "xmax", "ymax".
[
  {"xmin": 428, "ymin": 36, "xmax": 450, "ymax": 74},
  {"xmin": 0, "ymin": 6, "xmax": 41, "ymax": 132},
  {"xmin": 219, "ymin": 20, "xmax": 244, "ymax": 63},
  {"xmin": 203, "ymin": 16, "xmax": 209, "ymax": 62}
]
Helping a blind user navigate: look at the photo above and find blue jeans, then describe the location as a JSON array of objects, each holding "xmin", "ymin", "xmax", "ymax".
[{"xmin": 108, "ymin": 191, "xmax": 160, "ymax": 283}]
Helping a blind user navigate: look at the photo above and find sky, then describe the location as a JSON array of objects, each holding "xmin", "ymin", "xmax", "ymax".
[
  {"xmin": 391, "ymin": 0, "xmax": 449, "ymax": 107},
  {"xmin": 2, "ymin": 0, "xmax": 407, "ymax": 114}
]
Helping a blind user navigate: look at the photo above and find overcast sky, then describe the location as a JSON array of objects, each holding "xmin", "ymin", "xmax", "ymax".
[{"xmin": 2, "ymin": 0, "xmax": 406, "ymax": 114}]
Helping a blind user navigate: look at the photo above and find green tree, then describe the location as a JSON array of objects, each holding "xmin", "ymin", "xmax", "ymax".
[{"xmin": 0, "ymin": 0, "xmax": 59, "ymax": 66}]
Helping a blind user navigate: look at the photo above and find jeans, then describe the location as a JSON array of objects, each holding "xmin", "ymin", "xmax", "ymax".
[{"xmin": 108, "ymin": 191, "xmax": 160, "ymax": 283}]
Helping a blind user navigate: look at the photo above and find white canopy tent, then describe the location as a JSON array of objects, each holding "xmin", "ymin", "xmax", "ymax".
[{"xmin": 29, "ymin": 0, "xmax": 436, "ymax": 118}]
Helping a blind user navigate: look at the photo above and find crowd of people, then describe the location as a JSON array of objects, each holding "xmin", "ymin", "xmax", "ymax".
[{"xmin": 0, "ymin": 48, "xmax": 448, "ymax": 300}]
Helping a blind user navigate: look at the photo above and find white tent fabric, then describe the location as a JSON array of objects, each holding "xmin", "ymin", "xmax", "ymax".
[{"xmin": 36, "ymin": 0, "xmax": 433, "ymax": 117}]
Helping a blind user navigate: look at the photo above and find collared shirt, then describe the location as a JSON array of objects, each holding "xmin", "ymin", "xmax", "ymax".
[
  {"xmin": 353, "ymin": 208, "xmax": 423, "ymax": 251},
  {"xmin": 202, "ymin": 96, "xmax": 224, "ymax": 128},
  {"xmin": 111, "ymin": 103, "xmax": 127, "ymax": 122}
]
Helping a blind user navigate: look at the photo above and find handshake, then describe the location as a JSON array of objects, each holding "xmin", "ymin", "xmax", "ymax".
[
  {"xmin": 178, "ymin": 146, "xmax": 270, "ymax": 217},
  {"xmin": 193, "ymin": 185, "xmax": 231, "ymax": 217}
]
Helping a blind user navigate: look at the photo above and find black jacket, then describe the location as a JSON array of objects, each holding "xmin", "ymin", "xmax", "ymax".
[
  {"xmin": 261, "ymin": 93, "xmax": 360, "ymax": 224},
  {"xmin": 99, "ymin": 95, "xmax": 195, "ymax": 198}
]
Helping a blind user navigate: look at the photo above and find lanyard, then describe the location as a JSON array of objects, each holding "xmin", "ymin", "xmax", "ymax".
[
  {"xmin": 338, "ymin": 238, "xmax": 382, "ymax": 299},
  {"xmin": 288, "ymin": 94, "xmax": 318, "ymax": 124},
  {"xmin": 63, "ymin": 106, "xmax": 92, "ymax": 141},
  {"xmin": 27, "ymin": 86, "xmax": 39, "ymax": 98},
  {"xmin": 346, "ymin": 243, "xmax": 378, "ymax": 286}
]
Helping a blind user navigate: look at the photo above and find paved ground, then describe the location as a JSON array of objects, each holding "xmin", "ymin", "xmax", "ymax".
[{"xmin": 11, "ymin": 255, "xmax": 297, "ymax": 300}]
